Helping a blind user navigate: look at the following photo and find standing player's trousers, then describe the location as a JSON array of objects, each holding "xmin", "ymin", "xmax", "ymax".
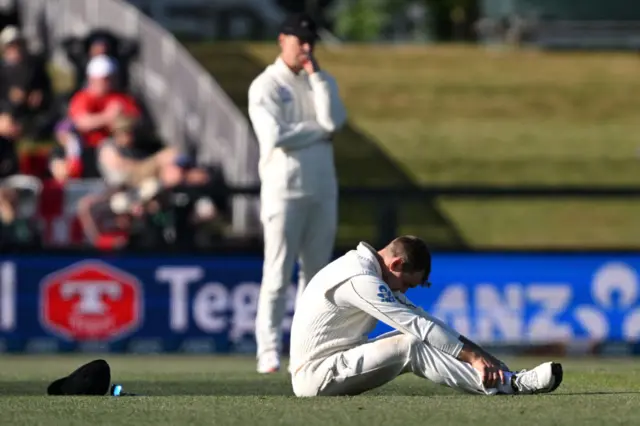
[
  {"xmin": 256, "ymin": 195, "xmax": 338, "ymax": 359},
  {"xmin": 292, "ymin": 331, "xmax": 500, "ymax": 397}
]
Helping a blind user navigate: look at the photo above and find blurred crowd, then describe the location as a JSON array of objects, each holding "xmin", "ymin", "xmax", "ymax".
[{"xmin": 0, "ymin": 24, "xmax": 230, "ymax": 251}]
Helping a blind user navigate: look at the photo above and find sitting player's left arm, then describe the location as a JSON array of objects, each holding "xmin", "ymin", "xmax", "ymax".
[
  {"xmin": 394, "ymin": 291, "xmax": 510, "ymax": 371},
  {"xmin": 335, "ymin": 277, "xmax": 464, "ymax": 358}
]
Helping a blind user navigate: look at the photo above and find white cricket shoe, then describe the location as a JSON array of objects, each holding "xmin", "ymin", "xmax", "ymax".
[
  {"xmin": 512, "ymin": 362, "xmax": 563, "ymax": 394},
  {"xmin": 257, "ymin": 352, "xmax": 280, "ymax": 374}
]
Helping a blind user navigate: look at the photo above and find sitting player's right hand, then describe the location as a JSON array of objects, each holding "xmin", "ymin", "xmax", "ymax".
[{"xmin": 471, "ymin": 356, "xmax": 506, "ymax": 389}]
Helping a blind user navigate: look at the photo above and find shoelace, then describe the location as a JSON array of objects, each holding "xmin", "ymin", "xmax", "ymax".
[{"xmin": 514, "ymin": 369, "xmax": 539, "ymax": 392}]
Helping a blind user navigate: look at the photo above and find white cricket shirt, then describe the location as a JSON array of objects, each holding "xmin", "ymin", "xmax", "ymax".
[
  {"xmin": 248, "ymin": 57, "xmax": 347, "ymax": 203},
  {"xmin": 289, "ymin": 242, "xmax": 463, "ymax": 373}
]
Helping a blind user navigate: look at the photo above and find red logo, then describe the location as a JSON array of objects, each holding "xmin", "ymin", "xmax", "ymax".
[{"xmin": 40, "ymin": 261, "xmax": 143, "ymax": 341}]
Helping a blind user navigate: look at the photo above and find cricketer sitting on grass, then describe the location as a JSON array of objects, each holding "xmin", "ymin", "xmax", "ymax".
[
  {"xmin": 248, "ymin": 12, "xmax": 347, "ymax": 374},
  {"xmin": 289, "ymin": 236, "xmax": 564, "ymax": 397}
]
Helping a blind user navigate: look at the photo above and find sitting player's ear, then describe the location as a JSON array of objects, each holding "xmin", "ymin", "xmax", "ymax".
[{"xmin": 388, "ymin": 258, "xmax": 404, "ymax": 274}]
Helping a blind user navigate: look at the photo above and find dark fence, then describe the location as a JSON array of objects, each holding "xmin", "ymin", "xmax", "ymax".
[
  {"xmin": 6, "ymin": 183, "xmax": 640, "ymax": 255},
  {"xmin": 227, "ymin": 184, "xmax": 640, "ymax": 251}
]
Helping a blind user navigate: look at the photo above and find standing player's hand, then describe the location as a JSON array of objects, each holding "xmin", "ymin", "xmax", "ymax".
[{"xmin": 301, "ymin": 46, "xmax": 320, "ymax": 75}]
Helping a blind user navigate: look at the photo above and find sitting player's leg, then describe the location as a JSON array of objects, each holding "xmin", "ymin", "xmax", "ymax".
[
  {"xmin": 408, "ymin": 338, "xmax": 562, "ymax": 395},
  {"xmin": 293, "ymin": 332, "xmax": 562, "ymax": 397},
  {"xmin": 293, "ymin": 332, "xmax": 491, "ymax": 397},
  {"xmin": 293, "ymin": 333, "xmax": 416, "ymax": 397},
  {"xmin": 404, "ymin": 298, "xmax": 563, "ymax": 395}
]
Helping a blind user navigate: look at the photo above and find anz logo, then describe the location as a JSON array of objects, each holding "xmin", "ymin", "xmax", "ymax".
[{"xmin": 429, "ymin": 261, "xmax": 640, "ymax": 343}]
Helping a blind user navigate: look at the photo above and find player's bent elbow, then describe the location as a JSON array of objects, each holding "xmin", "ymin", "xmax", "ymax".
[{"xmin": 318, "ymin": 120, "xmax": 342, "ymax": 134}]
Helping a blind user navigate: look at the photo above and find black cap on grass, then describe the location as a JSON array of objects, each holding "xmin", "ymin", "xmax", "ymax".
[{"xmin": 47, "ymin": 359, "xmax": 111, "ymax": 396}]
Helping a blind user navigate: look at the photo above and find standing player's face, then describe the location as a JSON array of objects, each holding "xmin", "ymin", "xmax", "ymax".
[{"xmin": 279, "ymin": 34, "xmax": 313, "ymax": 69}]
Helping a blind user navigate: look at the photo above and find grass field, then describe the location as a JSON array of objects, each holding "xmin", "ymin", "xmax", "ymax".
[
  {"xmin": 0, "ymin": 355, "xmax": 638, "ymax": 425},
  {"xmin": 188, "ymin": 43, "xmax": 640, "ymax": 249}
]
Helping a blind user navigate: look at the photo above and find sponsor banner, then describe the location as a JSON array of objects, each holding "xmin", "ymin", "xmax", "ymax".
[
  {"xmin": 0, "ymin": 256, "xmax": 295, "ymax": 354},
  {"xmin": 1, "ymin": 254, "xmax": 640, "ymax": 353}
]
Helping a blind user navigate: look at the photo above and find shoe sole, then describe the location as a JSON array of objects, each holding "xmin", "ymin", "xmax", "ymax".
[{"xmin": 548, "ymin": 362, "xmax": 563, "ymax": 392}]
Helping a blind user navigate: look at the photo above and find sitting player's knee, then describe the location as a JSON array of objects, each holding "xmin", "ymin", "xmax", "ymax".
[
  {"xmin": 395, "ymin": 334, "xmax": 422, "ymax": 355},
  {"xmin": 291, "ymin": 375, "xmax": 320, "ymax": 398}
]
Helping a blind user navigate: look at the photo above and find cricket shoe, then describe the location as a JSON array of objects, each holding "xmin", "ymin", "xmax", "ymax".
[
  {"xmin": 257, "ymin": 353, "xmax": 280, "ymax": 374},
  {"xmin": 512, "ymin": 362, "xmax": 563, "ymax": 394}
]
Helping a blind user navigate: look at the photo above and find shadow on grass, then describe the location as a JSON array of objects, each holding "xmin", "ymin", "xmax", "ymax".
[
  {"xmin": 6, "ymin": 381, "xmax": 638, "ymax": 397},
  {"xmin": 0, "ymin": 381, "xmax": 292, "ymax": 397},
  {"xmin": 6, "ymin": 380, "xmax": 640, "ymax": 398},
  {"xmin": 545, "ymin": 391, "xmax": 640, "ymax": 397},
  {"xmin": 189, "ymin": 44, "xmax": 468, "ymax": 249}
]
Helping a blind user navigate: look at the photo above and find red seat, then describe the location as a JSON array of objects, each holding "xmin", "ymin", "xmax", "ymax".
[{"xmin": 18, "ymin": 150, "xmax": 51, "ymax": 179}]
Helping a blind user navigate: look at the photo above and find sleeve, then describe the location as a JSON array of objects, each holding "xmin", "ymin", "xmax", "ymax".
[
  {"xmin": 121, "ymin": 95, "xmax": 141, "ymax": 117},
  {"xmin": 334, "ymin": 275, "xmax": 463, "ymax": 357},
  {"xmin": 31, "ymin": 59, "xmax": 51, "ymax": 91},
  {"xmin": 394, "ymin": 291, "xmax": 461, "ymax": 340},
  {"xmin": 68, "ymin": 93, "xmax": 88, "ymax": 120},
  {"xmin": 32, "ymin": 60, "xmax": 53, "ymax": 106},
  {"xmin": 248, "ymin": 78, "xmax": 329, "ymax": 152},
  {"xmin": 308, "ymin": 72, "xmax": 347, "ymax": 133}
]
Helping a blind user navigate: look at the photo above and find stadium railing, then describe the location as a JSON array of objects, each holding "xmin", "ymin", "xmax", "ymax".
[
  {"xmin": 223, "ymin": 184, "xmax": 640, "ymax": 250},
  {"xmin": 535, "ymin": 20, "xmax": 640, "ymax": 50},
  {"xmin": 21, "ymin": 182, "xmax": 640, "ymax": 254}
]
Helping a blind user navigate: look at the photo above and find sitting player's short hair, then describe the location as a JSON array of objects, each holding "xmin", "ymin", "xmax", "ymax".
[{"xmin": 387, "ymin": 235, "xmax": 431, "ymax": 282}]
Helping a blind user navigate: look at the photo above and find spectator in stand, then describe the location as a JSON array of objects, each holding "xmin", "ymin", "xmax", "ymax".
[
  {"xmin": 48, "ymin": 119, "xmax": 84, "ymax": 183},
  {"xmin": 0, "ymin": 59, "xmax": 23, "ymax": 232},
  {"xmin": 0, "ymin": 109, "xmax": 41, "ymax": 246},
  {"xmin": 62, "ymin": 29, "xmax": 137, "ymax": 93},
  {"xmin": 98, "ymin": 117, "xmax": 180, "ymax": 186},
  {"xmin": 0, "ymin": 111, "xmax": 20, "ymax": 233},
  {"xmin": 0, "ymin": 109, "xmax": 20, "ymax": 177},
  {"xmin": 0, "ymin": 26, "xmax": 53, "ymax": 140},
  {"xmin": 77, "ymin": 116, "xmax": 216, "ymax": 249},
  {"xmin": 67, "ymin": 54, "xmax": 140, "ymax": 177}
]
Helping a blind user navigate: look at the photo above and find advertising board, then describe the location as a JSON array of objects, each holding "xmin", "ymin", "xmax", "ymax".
[{"xmin": 0, "ymin": 253, "xmax": 639, "ymax": 353}]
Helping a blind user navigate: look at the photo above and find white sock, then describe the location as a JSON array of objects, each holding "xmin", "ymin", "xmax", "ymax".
[{"xmin": 496, "ymin": 371, "xmax": 515, "ymax": 394}]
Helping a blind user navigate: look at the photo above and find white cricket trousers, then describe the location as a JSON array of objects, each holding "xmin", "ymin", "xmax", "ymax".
[
  {"xmin": 256, "ymin": 195, "xmax": 338, "ymax": 359},
  {"xmin": 292, "ymin": 332, "xmax": 498, "ymax": 397}
]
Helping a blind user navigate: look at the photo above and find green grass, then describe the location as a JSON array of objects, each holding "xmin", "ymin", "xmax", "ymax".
[
  {"xmin": 187, "ymin": 43, "xmax": 640, "ymax": 249},
  {"xmin": 0, "ymin": 355, "xmax": 638, "ymax": 425}
]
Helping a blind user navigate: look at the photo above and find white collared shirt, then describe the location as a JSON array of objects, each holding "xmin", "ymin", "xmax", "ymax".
[
  {"xmin": 248, "ymin": 57, "xmax": 347, "ymax": 204},
  {"xmin": 290, "ymin": 242, "xmax": 463, "ymax": 372}
]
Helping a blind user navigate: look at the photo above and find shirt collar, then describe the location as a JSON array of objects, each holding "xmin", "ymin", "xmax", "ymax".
[
  {"xmin": 356, "ymin": 242, "xmax": 383, "ymax": 277},
  {"xmin": 274, "ymin": 56, "xmax": 306, "ymax": 80}
]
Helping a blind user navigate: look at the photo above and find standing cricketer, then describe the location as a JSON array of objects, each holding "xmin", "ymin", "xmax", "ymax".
[
  {"xmin": 290, "ymin": 236, "xmax": 564, "ymax": 396},
  {"xmin": 248, "ymin": 13, "xmax": 347, "ymax": 373}
]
